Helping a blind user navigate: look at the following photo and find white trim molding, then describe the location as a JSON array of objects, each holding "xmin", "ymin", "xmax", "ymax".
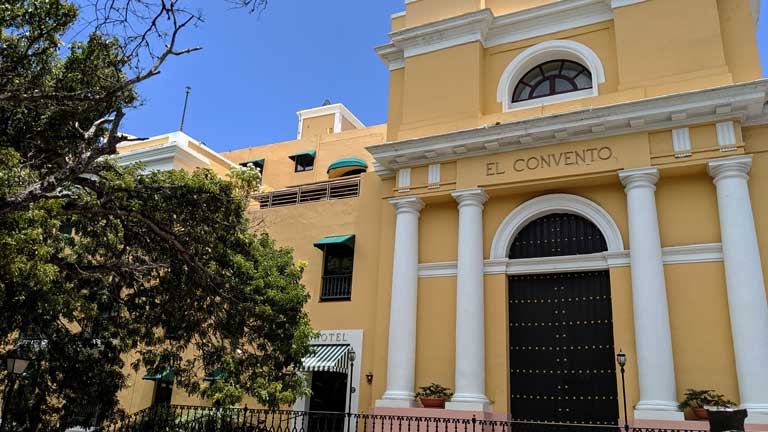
[
  {"xmin": 417, "ymin": 243, "xmax": 724, "ymax": 278},
  {"xmin": 496, "ymin": 40, "xmax": 606, "ymax": 111},
  {"xmin": 367, "ymin": 79, "xmax": 768, "ymax": 174},
  {"xmin": 376, "ymin": 0, "xmax": 615, "ymax": 69},
  {"xmin": 610, "ymin": 0, "xmax": 647, "ymax": 8},
  {"xmin": 489, "ymin": 194, "xmax": 624, "ymax": 260},
  {"xmin": 296, "ymin": 103, "xmax": 365, "ymax": 139}
]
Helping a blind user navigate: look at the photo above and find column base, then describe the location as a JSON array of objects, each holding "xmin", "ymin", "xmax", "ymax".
[
  {"xmin": 375, "ymin": 391, "xmax": 417, "ymax": 408},
  {"xmin": 445, "ymin": 395, "xmax": 491, "ymax": 412},
  {"xmin": 743, "ymin": 403, "xmax": 768, "ymax": 424},
  {"xmin": 634, "ymin": 401, "xmax": 684, "ymax": 421}
]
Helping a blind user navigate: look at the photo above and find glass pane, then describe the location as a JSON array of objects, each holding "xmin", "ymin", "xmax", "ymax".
[
  {"xmin": 532, "ymin": 81, "xmax": 551, "ymax": 98},
  {"xmin": 561, "ymin": 61, "xmax": 582, "ymax": 77},
  {"xmin": 541, "ymin": 61, "xmax": 562, "ymax": 77},
  {"xmin": 521, "ymin": 67, "xmax": 543, "ymax": 85},
  {"xmin": 513, "ymin": 84, "xmax": 531, "ymax": 101},
  {"xmin": 555, "ymin": 78, "xmax": 576, "ymax": 93},
  {"xmin": 575, "ymin": 73, "xmax": 592, "ymax": 89}
]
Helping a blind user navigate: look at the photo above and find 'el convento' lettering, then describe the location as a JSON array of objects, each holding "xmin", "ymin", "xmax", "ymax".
[{"xmin": 115, "ymin": 0, "xmax": 768, "ymax": 428}]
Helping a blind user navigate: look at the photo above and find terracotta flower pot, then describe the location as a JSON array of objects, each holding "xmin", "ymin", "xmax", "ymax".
[
  {"xmin": 693, "ymin": 407, "xmax": 709, "ymax": 420},
  {"xmin": 419, "ymin": 398, "xmax": 446, "ymax": 409}
]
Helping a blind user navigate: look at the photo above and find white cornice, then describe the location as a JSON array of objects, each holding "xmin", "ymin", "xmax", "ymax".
[
  {"xmin": 391, "ymin": 9, "xmax": 493, "ymax": 58},
  {"xmin": 610, "ymin": 0, "xmax": 646, "ymax": 8},
  {"xmin": 376, "ymin": 0, "xmax": 615, "ymax": 68},
  {"xmin": 374, "ymin": 43, "xmax": 405, "ymax": 71},
  {"xmin": 417, "ymin": 243, "xmax": 723, "ymax": 278},
  {"xmin": 115, "ymin": 142, "xmax": 209, "ymax": 172},
  {"xmin": 367, "ymin": 80, "xmax": 768, "ymax": 174},
  {"xmin": 486, "ymin": 0, "xmax": 612, "ymax": 48}
]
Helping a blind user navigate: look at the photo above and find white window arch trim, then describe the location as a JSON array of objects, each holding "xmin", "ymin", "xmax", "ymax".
[
  {"xmin": 489, "ymin": 193, "xmax": 624, "ymax": 260},
  {"xmin": 496, "ymin": 40, "xmax": 606, "ymax": 112}
]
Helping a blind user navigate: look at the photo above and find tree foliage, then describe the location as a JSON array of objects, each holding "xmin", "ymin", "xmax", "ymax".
[{"xmin": 0, "ymin": 1, "xmax": 313, "ymax": 429}]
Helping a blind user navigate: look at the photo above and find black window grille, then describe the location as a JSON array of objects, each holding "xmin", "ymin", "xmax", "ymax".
[{"xmin": 512, "ymin": 60, "xmax": 593, "ymax": 103}]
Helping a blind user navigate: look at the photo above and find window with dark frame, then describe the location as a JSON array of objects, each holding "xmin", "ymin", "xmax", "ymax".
[
  {"xmin": 320, "ymin": 244, "xmax": 354, "ymax": 301},
  {"xmin": 512, "ymin": 60, "xmax": 593, "ymax": 103},
  {"xmin": 239, "ymin": 159, "xmax": 264, "ymax": 174},
  {"xmin": 294, "ymin": 154, "xmax": 315, "ymax": 172}
]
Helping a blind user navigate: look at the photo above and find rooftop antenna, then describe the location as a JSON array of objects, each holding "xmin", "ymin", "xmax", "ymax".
[{"xmin": 179, "ymin": 86, "xmax": 191, "ymax": 132}]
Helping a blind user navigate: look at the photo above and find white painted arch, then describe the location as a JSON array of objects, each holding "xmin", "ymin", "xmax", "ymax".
[
  {"xmin": 489, "ymin": 194, "xmax": 624, "ymax": 259},
  {"xmin": 496, "ymin": 39, "xmax": 606, "ymax": 112}
]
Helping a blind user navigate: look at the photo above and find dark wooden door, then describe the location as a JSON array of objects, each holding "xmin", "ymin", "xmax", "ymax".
[
  {"xmin": 508, "ymin": 271, "xmax": 618, "ymax": 425},
  {"xmin": 308, "ymin": 372, "xmax": 347, "ymax": 432}
]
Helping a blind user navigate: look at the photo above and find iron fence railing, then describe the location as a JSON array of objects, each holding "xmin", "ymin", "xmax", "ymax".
[
  {"xmin": 97, "ymin": 406, "xmax": 705, "ymax": 432},
  {"xmin": 254, "ymin": 178, "xmax": 360, "ymax": 209},
  {"xmin": 320, "ymin": 274, "xmax": 353, "ymax": 301}
]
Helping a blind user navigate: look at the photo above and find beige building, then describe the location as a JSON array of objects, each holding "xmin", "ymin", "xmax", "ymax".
[{"xmin": 117, "ymin": 0, "xmax": 768, "ymax": 428}]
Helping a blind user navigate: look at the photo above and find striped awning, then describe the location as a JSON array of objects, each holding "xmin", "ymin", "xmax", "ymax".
[{"xmin": 301, "ymin": 344, "xmax": 351, "ymax": 373}]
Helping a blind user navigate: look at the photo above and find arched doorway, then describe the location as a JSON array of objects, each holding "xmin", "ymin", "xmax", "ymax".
[{"xmin": 507, "ymin": 213, "xmax": 619, "ymax": 425}]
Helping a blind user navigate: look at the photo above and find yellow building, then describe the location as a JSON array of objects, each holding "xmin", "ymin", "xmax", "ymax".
[{"xmin": 117, "ymin": 0, "xmax": 768, "ymax": 428}]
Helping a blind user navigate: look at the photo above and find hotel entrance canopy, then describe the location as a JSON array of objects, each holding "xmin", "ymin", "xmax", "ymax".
[{"xmin": 301, "ymin": 344, "xmax": 351, "ymax": 373}]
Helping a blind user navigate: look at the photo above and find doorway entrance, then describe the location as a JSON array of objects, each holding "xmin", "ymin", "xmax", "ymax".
[
  {"xmin": 309, "ymin": 371, "xmax": 348, "ymax": 412},
  {"xmin": 507, "ymin": 213, "xmax": 619, "ymax": 425},
  {"xmin": 308, "ymin": 372, "xmax": 347, "ymax": 432}
]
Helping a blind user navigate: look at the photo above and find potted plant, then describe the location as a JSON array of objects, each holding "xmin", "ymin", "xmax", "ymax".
[
  {"xmin": 678, "ymin": 389, "xmax": 736, "ymax": 420},
  {"xmin": 415, "ymin": 383, "xmax": 453, "ymax": 409}
]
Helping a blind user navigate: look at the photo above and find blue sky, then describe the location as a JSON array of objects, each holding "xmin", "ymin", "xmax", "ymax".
[{"xmin": 121, "ymin": 0, "xmax": 768, "ymax": 153}]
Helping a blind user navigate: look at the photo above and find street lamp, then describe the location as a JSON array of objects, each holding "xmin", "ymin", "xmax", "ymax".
[
  {"xmin": 616, "ymin": 350, "xmax": 629, "ymax": 432},
  {"xmin": 347, "ymin": 350, "xmax": 356, "ymax": 414},
  {"xmin": 1, "ymin": 347, "xmax": 31, "ymax": 431}
]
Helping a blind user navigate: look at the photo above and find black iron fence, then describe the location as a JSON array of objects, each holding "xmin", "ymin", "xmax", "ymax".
[{"xmin": 97, "ymin": 406, "xmax": 704, "ymax": 432}]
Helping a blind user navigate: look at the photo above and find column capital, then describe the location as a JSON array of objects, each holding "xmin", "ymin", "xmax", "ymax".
[
  {"xmin": 388, "ymin": 196, "xmax": 425, "ymax": 216},
  {"xmin": 452, "ymin": 188, "xmax": 488, "ymax": 208},
  {"xmin": 619, "ymin": 167, "xmax": 660, "ymax": 192},
  {"xmin": 708, "ymin": 155, "xmax": 753, "ymax": 184}
]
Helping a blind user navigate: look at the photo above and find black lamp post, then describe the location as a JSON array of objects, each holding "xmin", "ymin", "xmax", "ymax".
[
  {"xmin": 616, "ymin": 350, "xmax": 629, "ymax": 432},
  {"xmin": 1, "ymin": 348, "xmax": 31, "ymax": 431},
  {"xmin": 347, "ymin": 350, "xmax": 356, "ymax": 414}
]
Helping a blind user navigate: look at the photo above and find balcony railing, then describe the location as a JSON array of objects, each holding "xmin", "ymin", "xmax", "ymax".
[
  {"xmin": 320, "ymin": 274, "xmax": 353, "ymax": 301},
  {"xmin": 254, "ymin": 177, "xmax": 360, "ymax": 209}
]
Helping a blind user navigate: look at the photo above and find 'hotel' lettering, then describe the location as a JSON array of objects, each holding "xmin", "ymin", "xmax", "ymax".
[{"xmin": 486, "ymin": 146, "xmax": 614, "ymax": 176}]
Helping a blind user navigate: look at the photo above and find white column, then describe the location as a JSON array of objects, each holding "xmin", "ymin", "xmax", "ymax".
[
  {"xmin": 376, "ymin": 196, "xmax": 425, "ymax": 408},
  {"xmin": 618, "ymin": 167, "xmax": 683, "ymax": 421},
  {"xmin": 446, "ymin": 189, "xmax": 491, "ymax": 412},
  {"xmin": 708, "ymin": 155, "xmax": 768, "ymax": 422}
]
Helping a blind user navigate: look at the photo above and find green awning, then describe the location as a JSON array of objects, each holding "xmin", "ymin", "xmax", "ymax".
[
  {"xmin": 327, "ymin": 158, "xmax": 368, "ymax": 173},
  {"xmin": 301, "ymin": 344, "xmax": 352, "ymax": 373},
  {"xmin": 314, "ymin": 235, "xmax": 355, "ymax": 250},
  {"xmin": 203, "ymin": 368, "xmax": 228, "ymax": 382},
  {"xmin": 143, "ymin": 367, "xmax": 174, "ymax": 382},
  {"xmin": 289, "ymin": 150, "xmax": 316, "ymax": 161}
]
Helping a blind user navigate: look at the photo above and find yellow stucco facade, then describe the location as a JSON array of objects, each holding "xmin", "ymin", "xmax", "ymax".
[{"xmin": 117, "ymin": 0, "xmax": 768, "ymax": 427}]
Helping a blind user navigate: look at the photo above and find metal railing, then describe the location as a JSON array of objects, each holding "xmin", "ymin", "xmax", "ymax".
[
  {"xmin": 100, "ymin": 406, "xmax": 705, "ymax": 432},
  {"xmin": 320, "ymin": 274, "xmax": 353, "ymax": 301},
  {"xmin": 254, "ymin": 178, "xmax": 360, "ymax": 209}
]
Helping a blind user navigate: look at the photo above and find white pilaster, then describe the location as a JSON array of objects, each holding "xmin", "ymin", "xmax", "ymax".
[
  {"xmin": 376, "ymin": 196, "xmax": 425, "ymax": 408},
  {"xmin": 446, "ymin": 189, "xmax": 491, "ymax": 412},
  {"xmin": 618, "ymin": 167, "xmax": 684, "ymax": 421},
  {"xmin": 708, "ymin": 155, "xmax": 768, "ymax": 422}
]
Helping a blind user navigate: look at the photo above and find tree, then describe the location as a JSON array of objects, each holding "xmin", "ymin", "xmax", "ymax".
[{"xmin": 0, "ymin": 1, "xmax": 313, "ymax": 429}]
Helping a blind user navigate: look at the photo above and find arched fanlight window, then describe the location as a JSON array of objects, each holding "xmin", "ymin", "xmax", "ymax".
[{"xmin": 512, "ymin": 60, "xmax": 592, "ymax": 103}]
